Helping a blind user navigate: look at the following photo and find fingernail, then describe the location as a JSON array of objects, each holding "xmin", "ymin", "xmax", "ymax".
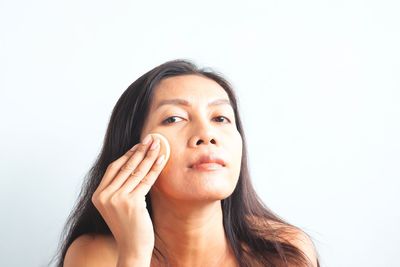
[
  {"xmin": 156, "ymin": 154, "xmax": 165, "ymax": 165},
  {"xmin": 142, "ymin": 135, "xmax": 152, "ymax": 145}
]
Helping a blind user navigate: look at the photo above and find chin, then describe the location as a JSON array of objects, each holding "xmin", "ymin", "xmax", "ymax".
[
  {"xmin": 187, "ymin": 188, "xmax": 235, "ymax": 201},
  {"xmin": 158, "ymin": 181, "xmax": 238, "ymax": 203}
]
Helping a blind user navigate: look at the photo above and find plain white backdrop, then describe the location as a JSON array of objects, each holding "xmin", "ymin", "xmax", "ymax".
[{"xmin": 1, "ymin": 1, "xmax": 399, "ymax": 266}]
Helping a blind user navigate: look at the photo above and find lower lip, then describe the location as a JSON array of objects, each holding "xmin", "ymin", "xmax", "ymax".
[{"xmin": 191, "ymin": 163, "xmax": 224, "ymax": 171}]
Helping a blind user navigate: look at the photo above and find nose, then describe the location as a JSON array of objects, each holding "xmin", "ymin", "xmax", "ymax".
[{"xmin": 189, "ymin": 119, "xmax": 218, "ymax": 147}]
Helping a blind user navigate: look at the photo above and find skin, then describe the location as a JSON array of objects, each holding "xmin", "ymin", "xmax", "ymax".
[
  {"xmin": 63, "ymin": 74, "xmax": 318, "ymax": 267},
  {"xmin": 140, "ymin": 74, "xmax": 243, "ymax": 266}
]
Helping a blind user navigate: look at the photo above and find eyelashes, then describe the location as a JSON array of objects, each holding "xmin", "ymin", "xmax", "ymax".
[
  {"xmin": 162, "ymin": 116, "xmax": 181, "ymax": 124},
  {"xmin": 162, "ymin": 115, "xmax": 232, "ymax": 125},
  {"xmin": 213, "ymin": 116, "xmax": 231, "ymax": 123}
]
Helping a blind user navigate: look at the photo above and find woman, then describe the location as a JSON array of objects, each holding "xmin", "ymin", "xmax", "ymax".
[{"xmin": 54, "ymin": 59, "xmax": 320, "ymax": 266}]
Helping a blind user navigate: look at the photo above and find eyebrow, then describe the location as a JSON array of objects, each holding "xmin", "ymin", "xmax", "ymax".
[{"xmin": 155, "ymin": 98, "xmax": 232, "ymax": 110}]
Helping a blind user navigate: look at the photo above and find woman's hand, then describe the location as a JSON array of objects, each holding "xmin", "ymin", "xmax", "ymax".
[{"xmin": 91, "ymin": 135, "xmax": 166, "ymax": 266}]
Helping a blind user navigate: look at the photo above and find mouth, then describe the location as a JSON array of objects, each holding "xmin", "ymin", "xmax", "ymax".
[
  {"xmin": 188, "ymin": 153, "xmax": 226, "ymax": 171},
  {"xmin": 190, "ymin": 162, "xmax": 224, "ymax": 171}
]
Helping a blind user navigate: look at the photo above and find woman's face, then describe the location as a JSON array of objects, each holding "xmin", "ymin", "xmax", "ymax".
[{"xmin": 141, "ymin": 74, "xmax": 242, "ymax": 202}]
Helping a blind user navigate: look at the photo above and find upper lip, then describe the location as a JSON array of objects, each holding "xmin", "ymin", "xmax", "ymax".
[{"xmin": 190, "ymin": 154, "xmax": 226, "ymax": 168}]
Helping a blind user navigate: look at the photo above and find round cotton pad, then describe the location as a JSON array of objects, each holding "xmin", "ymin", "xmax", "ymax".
[{"xmin": 149, "ymin": 133, "xmax": 170, "ymax": 164}]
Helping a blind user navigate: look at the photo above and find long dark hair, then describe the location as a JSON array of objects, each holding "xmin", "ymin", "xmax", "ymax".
[{"xmin": 52, "ymin": 59, "xmax": 320, "ymax": 267}]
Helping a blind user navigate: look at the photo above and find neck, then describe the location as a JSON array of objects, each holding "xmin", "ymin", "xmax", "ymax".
[{"xmin": 150, "ymin": 196, "xmax": 236, "ymax": 267}]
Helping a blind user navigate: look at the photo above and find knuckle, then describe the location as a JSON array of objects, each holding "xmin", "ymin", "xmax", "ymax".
[
  {"xmin": 121, "ymin": 163, "xmax": 135, "ymax": 172},
  {"xmin": 91, "ymin": 194, "xmax": 97, "ymax": 205},
  {"xmin": 109, "ymin": 194, "xmax": 121, "ymax": 206},
  {"xmin": 145, "ymin": 169, "xmax": 157, "ymax": 178},
  {"xmin": 146, "ymin": 151, "xmax": 157, "ymax": 159},
  {"xmin": 107, "ymin": 161, "xmax": 118, "ymax": 171},
  {"xmin": 96, "ymin": 192, "xmax": 107, "ymax": 205},
  {"xmin": 137, "ymin": 144, "xmax": 148, "ymax": 153},
  {"xmin": 130, "ymin": 169, "xmax": 142, "ymax": 179},
  {"xmin": 149, "ymin": 162, "xmax": 163, "ymax": 174},
  {"xmin": 140, "ymin": 178, "xmax": 153, "ymax": 186},
  {"xmin": 147, "ymin": 147, "xmax": 159, "ymax": 156}
]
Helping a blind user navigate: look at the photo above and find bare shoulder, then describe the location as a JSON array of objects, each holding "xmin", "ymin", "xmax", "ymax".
[
  {"xmin": 246, "ymin": 216, "xmax": 319, "ymax": 266},
  {"xmin": 286, "ymin": 227, "xmax": 318, "ymax": 266},
  {"xmin": 269, "ymin": 220, "xmax": 319, "ymax": 267},
  {"xmin": 64, "ymin": 234, "xmax": 118, "ymax": 267}
]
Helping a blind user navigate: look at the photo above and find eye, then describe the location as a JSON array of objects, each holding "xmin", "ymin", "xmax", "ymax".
[
  {"xmin": 213, "ymin": 116, "xmax": 231, "ymax": 123},
  {"xmin": 162, "ymin": 115, "xmax": 232, "ymax": 125},
  {"xmin": 162, "ymin": 116, "xmax": 183, "ymax": 125}
]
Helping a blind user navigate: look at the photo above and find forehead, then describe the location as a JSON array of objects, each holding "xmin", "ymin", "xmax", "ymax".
[{"xmin": 150, "ymin": 75, "xmax": 230, "ymax": 108}]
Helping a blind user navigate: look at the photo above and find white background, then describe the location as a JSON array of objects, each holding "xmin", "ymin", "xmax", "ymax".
[{"xmin": 1, "ymin": 1, "xmax": 399, "ymax": 266}]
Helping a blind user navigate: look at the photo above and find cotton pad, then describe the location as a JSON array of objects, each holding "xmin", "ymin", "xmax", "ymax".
[{"xmin": 149, "ymin": 133, "xmax": 170, "ymax": 164}]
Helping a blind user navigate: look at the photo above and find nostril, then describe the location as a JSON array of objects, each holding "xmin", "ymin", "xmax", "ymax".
[
  {"xmin": 196, "ymin": 139, "xmax": 217, "ymax": 145},
  {"xmin": 196, "ymin": 139, "xmax": 216, "ymax": 145}
]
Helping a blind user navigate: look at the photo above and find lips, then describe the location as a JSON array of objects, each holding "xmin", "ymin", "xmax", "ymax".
[{"xmin": 189, "ymin": 154, "xmax": 226, "ymax": 169}]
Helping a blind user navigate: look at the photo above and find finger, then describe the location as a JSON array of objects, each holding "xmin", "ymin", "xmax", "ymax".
[
  {"xmin": 133, "ymin": 154, "xmax": 166, "ymax": 196},
  {"xmin": 119, "ymin": 138, "xmax": 161, "ymax": 193},
  {"xmin": 103, "ymin": 138, "xmax": 155, "ymax": 194},
  {"xmin": 96, "ymin": 144, "xmax": 140, "ymax": 191}
]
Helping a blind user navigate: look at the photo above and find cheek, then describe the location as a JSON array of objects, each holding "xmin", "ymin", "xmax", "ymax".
[
  {"xmin": 153, "ymin": 152, "xmax": 185, "ymax": 188},
  {"xmin": 230, "ymin": 132, "xmax": 243, "ymax": 167},
  {"xmin": 151, "ymin": 158, "xmax": 192, "ymax": 199},
  {"xmin": 228, "ymin": 133, "xmax": 243, "ymax": 186}
]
